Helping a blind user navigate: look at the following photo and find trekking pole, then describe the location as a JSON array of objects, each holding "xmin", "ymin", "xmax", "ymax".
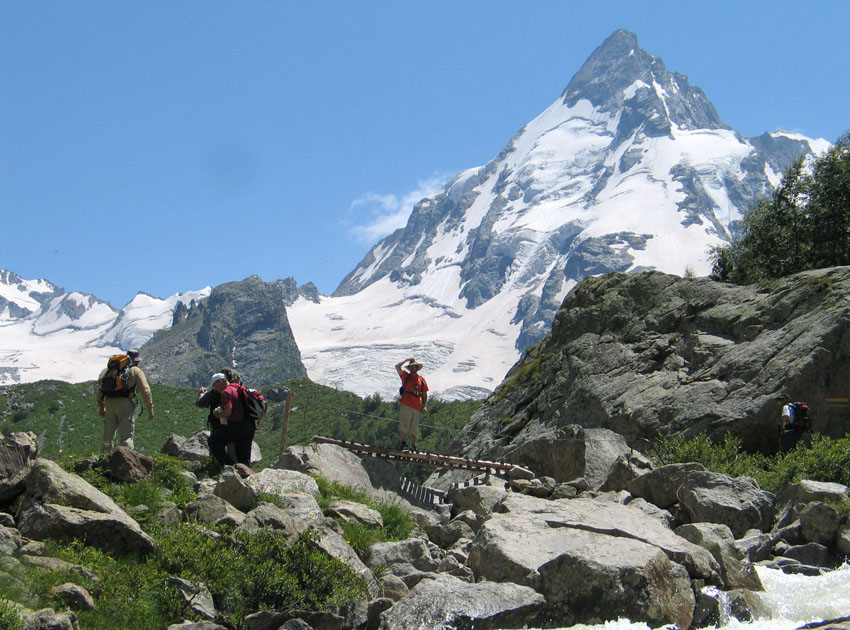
[{"xmin": 278, "ymin": 390, "xmax": 293, "ymax": 456}]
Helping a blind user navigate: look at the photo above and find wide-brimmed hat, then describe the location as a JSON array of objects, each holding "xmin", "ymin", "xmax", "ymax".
[{"xmin": 408, "ymin": 360, "xmax": 423, "ymax": 370}]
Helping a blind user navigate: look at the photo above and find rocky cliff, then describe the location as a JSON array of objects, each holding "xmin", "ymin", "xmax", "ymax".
[
  {"xmin": 140, "ymin": 276, "xmax": 308, "ymax": 388},
  {"xmin": 451, "ymin": 266, "xmax": 850, "ymax": 467}
]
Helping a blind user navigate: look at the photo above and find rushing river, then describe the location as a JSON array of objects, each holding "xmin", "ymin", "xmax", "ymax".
[{"xmin": 537, "ymin": 564, "xmax": 850, "ymax": 630}]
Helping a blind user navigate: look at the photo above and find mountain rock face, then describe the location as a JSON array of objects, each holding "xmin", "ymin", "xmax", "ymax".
[
  {"xmin": 447, "ymin": 266, "xmax": 850, "ymax": 470},
  {"xmin": 140, "ymin": 276, "xmax": 308, "ymax": 388},
  {"xmin": 289, "ymin": 29, "xmax": 829, "ymax": 401}
]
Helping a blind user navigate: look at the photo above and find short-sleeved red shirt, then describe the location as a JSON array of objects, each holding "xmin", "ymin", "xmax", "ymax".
[
  {"xmin": 220, "ymin": 383, "xmax": 246, "ymax": 423},
  {"xmin": 400, "ymin": 372, "xmax": 428, "ymax": 411}
]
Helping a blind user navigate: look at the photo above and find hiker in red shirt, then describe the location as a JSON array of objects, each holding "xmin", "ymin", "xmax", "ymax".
[{"xmin": 395, "ymin": 357, "xmax": 428, "ymax": 452}]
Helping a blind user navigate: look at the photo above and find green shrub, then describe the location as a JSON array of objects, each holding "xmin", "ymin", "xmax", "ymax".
[
  {"xmin": 649, "ymin": 432, "xmax": 850, "ymax": 493},
  {"xmin": 650, "ymin": 433, "xmax": 766, "ymax": 479},
  {"xmin": 0, "ymin": 600, "xmax": 25, "ymax": 630},
  {"xmin": 315, "ymin": 476, "xmax": 415, "ymax": 552}
]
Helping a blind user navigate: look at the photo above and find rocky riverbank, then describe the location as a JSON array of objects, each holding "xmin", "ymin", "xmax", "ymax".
[{"xmin": 2, "ymin": 430, "xmax": 849, "ymax": 629}]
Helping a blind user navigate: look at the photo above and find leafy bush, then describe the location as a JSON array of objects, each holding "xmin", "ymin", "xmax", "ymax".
[
  {"xmin": 154, "ymin": 525, "xmax": 364, "ymax": 625},
  {"xmin": 650, "ymin": 433, "xmax": 767, "ymax": 479},
  {"xmin": 650, "ymin": 432, "xmax": 850, "ymax": 493},
  {"xmin": 0, "ymin": 600, "xmax": 25, "ymax": 630}
]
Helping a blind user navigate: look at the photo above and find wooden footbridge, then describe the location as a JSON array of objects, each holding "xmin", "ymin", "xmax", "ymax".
[{"xmin": 311, "ymin": 435, "xmax": 529, "ymax": 507}]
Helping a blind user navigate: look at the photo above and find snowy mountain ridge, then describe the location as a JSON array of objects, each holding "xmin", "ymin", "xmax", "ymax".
[{"xmin": 0, "ymin": 269, "xmax": 209, "ymax": 385}]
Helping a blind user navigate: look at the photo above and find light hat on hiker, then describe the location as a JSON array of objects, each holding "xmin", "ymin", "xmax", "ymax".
[
  {"xmin": 408, "ymin": 360, "xmax": 423, "ymax": 370},
  {"xmin": 127, "ymin": 349, "xmax": 141, "ymax": 363},
  {"xmin": 209, "ymin": 372, "xmax": 227, "ymax": 388}
]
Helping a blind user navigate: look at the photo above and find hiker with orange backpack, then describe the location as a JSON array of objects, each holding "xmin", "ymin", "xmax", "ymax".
[
  {"xmin": 395, "ymin": 357, "xmax": 428, "ymax": 452},
  {"xmin": 96, "ymin": 349, "xmax": 154, "ymax": 451}
]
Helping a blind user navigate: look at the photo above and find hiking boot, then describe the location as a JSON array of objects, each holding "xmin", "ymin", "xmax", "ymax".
[
  {"xmin": 235, "ymin": 463, "xmax": 254, "ymax": 478},
  {"xmin": 399, "ymin": 440, "xmax": 408, "ymax": 452}
]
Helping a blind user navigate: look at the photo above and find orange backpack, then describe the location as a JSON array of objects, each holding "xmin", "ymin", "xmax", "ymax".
[{"xmin": 99, "ymin": 354, "xmax": 134, "ymax": 397}]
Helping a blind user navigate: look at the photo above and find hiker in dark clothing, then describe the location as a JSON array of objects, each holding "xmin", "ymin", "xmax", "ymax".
[
  {"xmin": 205, "ymin": 372, "xmax": 254, "ymax": 477},
  {"xmin": 779, "ymin": 393, "xmax": 808, "ymax": 454}
]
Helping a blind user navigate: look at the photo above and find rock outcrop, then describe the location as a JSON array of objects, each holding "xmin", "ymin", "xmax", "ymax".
[
  {"xmin": 452, "ymin": 267, "xmax": 850, "ymax": 467},
  {"xmin": 140, "ymin": 275, "xmax": 308, "ymax": 388}
]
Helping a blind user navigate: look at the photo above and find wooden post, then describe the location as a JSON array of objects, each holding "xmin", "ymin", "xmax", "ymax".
[{"xmin": 278, "ymin": 390, "xmax": 293, "ymax": 456}]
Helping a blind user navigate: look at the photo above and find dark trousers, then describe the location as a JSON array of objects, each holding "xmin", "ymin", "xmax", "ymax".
[
  {"xmin": 207, "ymin": 419, "xmax": 256, "ymax": 466},
  {"xmin": 781, "ymin": 426, "xmax": 805, "ymax": 454}
]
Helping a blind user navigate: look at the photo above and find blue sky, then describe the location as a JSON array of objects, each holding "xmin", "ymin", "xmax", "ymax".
[{"xmin": 2, "ymin": 1, "xmax": 849, "ymax": 308}]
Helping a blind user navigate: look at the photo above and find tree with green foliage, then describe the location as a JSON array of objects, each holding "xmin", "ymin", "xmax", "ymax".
[{"xmin": 711, "ymin": 133, "xmax": 850, "ymax": 284}]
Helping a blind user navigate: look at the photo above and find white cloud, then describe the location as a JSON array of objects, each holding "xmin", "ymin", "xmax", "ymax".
[{"xmin": 348, "ymin": 174, "xmax": 450, "ymax": 245}]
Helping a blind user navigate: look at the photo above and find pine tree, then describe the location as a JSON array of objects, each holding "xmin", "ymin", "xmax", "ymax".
[{"xmin": 711, "ymin": 132, "xmax": 850, "ymax": 283}]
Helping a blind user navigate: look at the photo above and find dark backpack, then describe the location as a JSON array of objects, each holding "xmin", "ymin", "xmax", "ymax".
[
  {"xmin": 239, "ymin": 385, "xmax": 268, "ymax": 424},
  {"xmin": 99, "ymin": 354, "xmax": 133, "ymax": 398},
  {"xmin": 789, "ymin": 402, "xmax": 811, "ymax": 430}
]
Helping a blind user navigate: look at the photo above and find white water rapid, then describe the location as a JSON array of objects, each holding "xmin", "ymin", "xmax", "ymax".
[{"xmin": 540, "ymin": 564, "xmax": 850, "ymax": 630}]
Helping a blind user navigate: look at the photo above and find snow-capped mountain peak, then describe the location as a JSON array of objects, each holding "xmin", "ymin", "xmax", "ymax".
[{"xmin": 290, "ymin": 30, "xmax": 828, "ymax": 400}]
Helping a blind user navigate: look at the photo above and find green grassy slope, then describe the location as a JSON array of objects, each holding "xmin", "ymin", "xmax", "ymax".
[{"xmin": 0, "ymin": 378, "xmax": 482, "ymax": 469}]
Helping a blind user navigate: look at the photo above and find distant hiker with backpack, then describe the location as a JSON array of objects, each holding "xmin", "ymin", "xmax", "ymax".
[
  {"xmin": 96, "ymin": 349, "xmax": 154, "ymax": 451},
  {"xmin": 778, "ymin": 393, "xmax": 811, "ymax": 454},
  {"xmin": 395, "ymin": 357, "xmax": 428, "ymax": 452},
  {"xmin": 206, "ymin": 372, "xmax": 260, "ymax": 477}
]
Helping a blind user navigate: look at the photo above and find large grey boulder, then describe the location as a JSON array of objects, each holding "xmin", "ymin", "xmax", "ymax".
[
  {"xmin": 103, "ymin": 446, "xmax": 153, "ymax": 482},
  {"xmin": 166, "ymin": 577, "xmax": 217, "ymax": 620},
  {"xmin": 677, "ymin": 471, "xmax": 775, "ymax": 537},
  {"xmin": 326, "ymin": 500, "xmax": 383, "ymax": 528},
  {"xmin": 213, "ymin": 467, "xmax": 256, "ymax": 512},
  {"xmin": 675, "ymin": 522, "xmax": 763, "ymax": 591},
  {"xmin": 378, "ymin": 573, "xmax": 546, "ymax": 630},
  {"xmin": 365, "ymin": 538, "xmax": 440, "ymax": 574},
  {"xmin": 628, "ymin": 462, "xmax": 707, "ymax": 508},
  {"xmin": 0, "ymin": 431, "xmax": 39, "ymax": 502},
  {"xmin": 775, "ymin": 480, "xmax": 850, "ymax": 526},
  {"xmin": 445, "ymin": 483, "xmax": 507, "ymax": 519},
  {"xmin": 308, "ymin": 522, "xmax": 381, "ymax": 599},
  {"xmin": 798, "ymin": 502, "xmax": 843, "ymax": 547},
  {"xmin": 582, "ymin": 427, "xmax": 633, "ymax": 488},
  {"xmin": 18, "ymin": 503, "xmax": 155, "ymax": 557},
  {"xmin": 266, "ymin": 493, "xmax": 322, "ymax": 521},
  {"xmin": 275, "ymin": 443, "xmax": 403, "ymax": 503},
  {"xmin": 466, "ymin": 494, "xmax": 712, "ymax": 628},
  {"xmin": 599, "ymin": 449, "xmax": 654, "ymax": 492},
  {"xmin": 16, "ymin": 459, "xmax": 155, "ymax": 556},
  {"xmin": 237, "ymin": 503, "xmax": 306, "ymax": 538},
  {"xmin": 184, "ymin": 494, "xmax": 246, "ymax": 528}
]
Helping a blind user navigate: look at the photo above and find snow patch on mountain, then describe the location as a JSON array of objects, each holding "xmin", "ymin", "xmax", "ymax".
[
  {"xmin": 0, "ymin": 280, "xmax": 210, "ymax": 385},
  {"xmin": 288, "ymin": 275, "xmax": 522, "ymax": 401}
]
